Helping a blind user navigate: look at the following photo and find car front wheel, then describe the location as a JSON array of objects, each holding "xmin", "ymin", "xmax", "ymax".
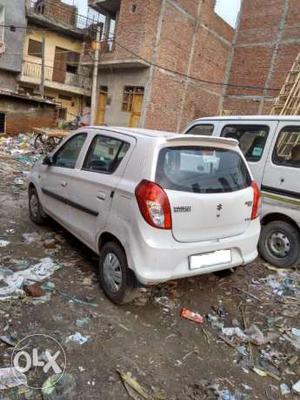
[
  {"xmin": 99, "ymin": 242, "xmax": 138, "ymax": 304},
  {"xmin": 28, "ymin": 187, "xmax": 48, "ymax": 225},
  {"xmin": 259, "ymin": 221, "xmax": 300, "ymax": 268}
]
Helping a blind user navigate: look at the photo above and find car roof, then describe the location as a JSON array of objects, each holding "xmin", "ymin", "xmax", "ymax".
[
  {"xmin": 89, "ymin": 126, "xmax": 177, "ymax": 139},
  {"xmin": 190, "ymin": 115, "xmax": 300, "ymax": 122},
  {"xmin": 87, "ymin": 126, "xmax": 238, "ymax": 147}
]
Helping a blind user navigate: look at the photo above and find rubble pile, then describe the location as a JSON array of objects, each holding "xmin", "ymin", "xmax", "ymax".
[{"xmin": 0, "ymin": 134, "xmax": 41, "ymax": 163}]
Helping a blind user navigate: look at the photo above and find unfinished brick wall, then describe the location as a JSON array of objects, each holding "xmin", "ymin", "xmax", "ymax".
[
  {"xmin": 223, "ymin": 0, "xmax": 300, "ymax": 115},
  {"xmin": 34, "ymin": 0, "xmax": 77, "ymax": 27},
  {"xmin": 143, "ymin": 0, "xmax": 234, "ymax": 131},
  {"xmin": 0, "ymin": 98, "xmax": 57, "ymax": 135}
]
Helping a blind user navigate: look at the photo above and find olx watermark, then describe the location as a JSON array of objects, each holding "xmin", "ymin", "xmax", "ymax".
[{"xmin": 11, "ymin": 334, "xmax": 66, "ymax": 389}]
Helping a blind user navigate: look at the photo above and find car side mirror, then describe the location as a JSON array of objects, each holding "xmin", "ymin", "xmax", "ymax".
[{"xmin": 43, "ymin": 155, "xmax": 54, "ymax": 166}]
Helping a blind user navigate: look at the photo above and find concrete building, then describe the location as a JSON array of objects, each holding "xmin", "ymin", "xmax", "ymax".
[
  {"xmin": 223, "ymin": 0, "xmax": 300, "ymax": 115},
  {"xmin": 0, "ymin": 0, "xmax": 26, "ymax": 91},
  {"xmin": 0, "ymin": 0, "xmax": 57, "ymax": 134},
  {"xmin": 15, "ymin": 0, "xmax": 97, "ymax": 125},
  {"xmin": 89, "ymin": 0, "xmax": 234, "ymax": 131}
]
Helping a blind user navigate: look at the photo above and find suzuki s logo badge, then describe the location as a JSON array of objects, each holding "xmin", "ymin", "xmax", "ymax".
[
  {"xmin": 216, "ymin": 203, "xmax": 223, "ymax": 218},
  {"xmin": 216, "ymin": 204, "xmax": 223, "ymax": 211}
]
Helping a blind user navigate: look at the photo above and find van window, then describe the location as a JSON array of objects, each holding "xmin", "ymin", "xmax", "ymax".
[
  {"xmin": 273, "ymin": 126, "xmax": 300, "ymax": 168},
  {"xmin": 221, "ymin": 125, "xmax": 269, "ymax": 162},
  {"xmin": 156, "ymin": 146, "xmax": 251, "ymax": 193},
  {"xmin": 186, "ymin": 124, "xmax": 214, "ymax": 136}
]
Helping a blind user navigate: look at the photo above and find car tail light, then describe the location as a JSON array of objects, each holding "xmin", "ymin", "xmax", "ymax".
[
  {"xmin": 135, "ymin": 180, "xmax": 172, "ymax": 229},
  {"xmin": 251, "ymin": 181, "xmax": 261, "ymax": 220}
]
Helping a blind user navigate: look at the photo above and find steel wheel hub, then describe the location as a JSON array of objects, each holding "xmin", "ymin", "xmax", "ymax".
[
  {"xmin": 103, "ymin": 252, "xmax": 122, "ymax": 293},
  {"xmin": 268, "ymin": 231, "xmax": 290, "ymax": 258}
]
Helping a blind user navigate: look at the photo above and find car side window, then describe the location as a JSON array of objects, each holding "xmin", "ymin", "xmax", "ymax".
[
  {"xmin": 273, "ymin": 126, "xmax": 300, "ymax": 168},
  {"xmin": 221, "ymin": 125, "xmax": 269, "ymax": 162},
  {"xmin": 53, "ymin": 133, "xmax": 87, "ymax": 169},
  {"xmin": 83, "ymin": 135, "xmax": 130, "ymax": 174},
  {"xmin": 186, "ymin": 124, "xmax": 214, "ymax": 136}
]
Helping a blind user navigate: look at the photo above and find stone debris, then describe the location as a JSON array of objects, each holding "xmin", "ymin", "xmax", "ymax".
[{"xmin": 0, "ymin": 258, "xmax": 61, "ymax": 300}]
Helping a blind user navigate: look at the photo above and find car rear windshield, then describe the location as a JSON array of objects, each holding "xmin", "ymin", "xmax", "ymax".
[{"xmin": 156, "ymin": 146, "xmax": 252, "ymax": 193}]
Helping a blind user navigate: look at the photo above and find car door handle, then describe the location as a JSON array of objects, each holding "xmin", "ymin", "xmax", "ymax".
[
  {"xmin": 60, "ymin": 181, "xmax": 68, "ymax": 187},
  {"xmin": 97, "ymin": 192, "xmax": 106, "ymax": 200}
]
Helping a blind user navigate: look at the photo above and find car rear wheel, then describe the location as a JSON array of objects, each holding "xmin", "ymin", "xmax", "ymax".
[
  {"xmin": 259, "ymin": 221, "xmax": 300, "ymax": 268},
  {"xmin": 99, "ymin": 242, "xmax": 138, "ymax": 304},
  {"xmin": 29, "ymin": 187, "xmax": 48, "ymax": 225}
]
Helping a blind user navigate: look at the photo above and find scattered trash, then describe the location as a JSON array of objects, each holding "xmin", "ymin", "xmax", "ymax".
[
  {"xmin": 0, "ymin": 367, "xmax": 27, "ymax": 390},
  {"xmin": 180, "ymin": 308, "xmax": 204, "ymax": 324},
  {"xmin": 43, "ymin": 239, "xmax": 57, "ymax": 249},
  {"xmin": 252, "ymin": 367, "xmax": 267, "ymax": 377},
  {"xmin": 292, "ymin": 380, "xmax": 300, "ymax": 394},
  {"xmin": 58, "ymin": 291, "xmax": 97, "ymax": 307},
  {"xmin": 222, "ymin": 327, "xmax": 247, "ymax": 341},
  {"xmin": 42, "ymin": 282, "xmax": 56, "ymax": 292},
  {"xmin": 24, "ymin": 282, "xmax": 45, "ymax": 297},
  {"xmin": 207, "ymin": 313, "xmax": 224, "ymax": 330},
  {"xmin": 0, "ymin": 334, "xmax": 17, "ymax": 347},
  {"xmin": 0, "ymin": 258, "xmax": 61, "ymax": 300},
  {"xmin": 284, "ymin": 327, "xmax": 300, "ymax": 350},
  {"xmin": 154, "ymin": 296, "xmax": 176, "ymax": 310},
  {"xmin": 75, "ymin": 317, "xmax": 90, "ymax": 328},
  {"xmin": 22, "ymin": 232, "xmax": 41, "ymax": 244},
  {"xmin": 288, "ymin": 355, "xmax": 298, "ymax": 366},
  {"xmin": 42, "ymin": 373, "xmax": 76, "ymax": 400},
  {"xmin": 13, "ymin": 177, "xmax": 25, "ymax": 186},
  {"xmin": 66, "ymin": 332, "xmax": 90, "ymax": 345},
  {"xmin": 118, "ymin": 370, "xmax": 150, "ymax": 400},
  {"xmin": 0, "ymin": 240, "xmax": 10, "ymax": 248},
  {"xmin": 221, "ymin": 324, "xmax": 278, "ymax": 346},
  {"xmin": 280, "ymin": 383, "xmax": 290, "ymax": 396}
]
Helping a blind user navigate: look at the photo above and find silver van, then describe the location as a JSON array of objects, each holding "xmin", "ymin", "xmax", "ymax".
[{"xmin": 184, "ymin": 116, "xmax": 300, "ymax": 267}]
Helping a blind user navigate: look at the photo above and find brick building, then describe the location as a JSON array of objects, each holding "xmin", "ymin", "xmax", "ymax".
[
  {"xmin": 89, "ymin": 0, "xmax": 234, "ymax": 131},
  {"xmin": 223, "ymin": 0, "xmax": 300, "ymax": 115}
]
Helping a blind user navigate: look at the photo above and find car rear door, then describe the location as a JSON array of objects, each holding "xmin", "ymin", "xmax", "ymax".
[
  {"xmin": 66, "ymin": 130, "xmax": 136, "ymax": 250},
  {"xmin": 155, "ymin": 138, "xmax": 255, "ymax": 243},
  {"xmin": 39, "ymin": 132, "xmax": 87, "ymax": 227}
]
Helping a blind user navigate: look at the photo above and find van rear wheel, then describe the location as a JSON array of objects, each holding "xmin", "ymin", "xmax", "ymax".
[
  {"xmin": 259, "ymin": 221, "xmax": 300, "ymax": 268},
  {"xmin": 99, "ymin": 242, "xmax": 138, "ymax": 304}
]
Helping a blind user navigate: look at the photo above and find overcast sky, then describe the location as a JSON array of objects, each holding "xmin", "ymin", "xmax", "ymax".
[{"xmin": 64, "ymin": 0, "xmax": 241, "ymax": 28}]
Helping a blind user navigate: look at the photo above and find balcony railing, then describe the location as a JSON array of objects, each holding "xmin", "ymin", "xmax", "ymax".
[{"xmin": 21, "ymin": 61, "xmax": 91, "ymax": 91}]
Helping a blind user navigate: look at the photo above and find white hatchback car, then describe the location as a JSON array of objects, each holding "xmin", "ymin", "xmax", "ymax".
[{"xmin": 28, "ymin": 127, "xmax": 261, "ymax": 304}]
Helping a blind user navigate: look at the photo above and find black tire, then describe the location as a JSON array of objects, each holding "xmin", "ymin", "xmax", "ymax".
[
  {"xmin": 259, "ymin": 221, "xmax": 300, "ymax": 268},
  {"xmin": 99, "ymin": 241, "xmax": 138, "ymax": 304},
  {"xmin": 28, "ymin": 186, "xmax": 48, "ymax": 225}
]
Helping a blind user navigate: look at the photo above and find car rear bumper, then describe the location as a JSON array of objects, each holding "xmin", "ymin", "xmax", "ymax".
[{"xmin": 128, "ymin": 219, "xmax": 260, "ymax": 285}]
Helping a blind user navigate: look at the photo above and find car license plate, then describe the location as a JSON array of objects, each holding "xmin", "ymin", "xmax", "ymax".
[{"xmin": 189, "ymin": 250, "xmax": 231, "ymax": 270}]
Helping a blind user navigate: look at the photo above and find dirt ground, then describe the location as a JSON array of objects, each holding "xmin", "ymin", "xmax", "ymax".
[{"xmin": 0, "ymin": 153, "xmax": 299, "ymax": 400}]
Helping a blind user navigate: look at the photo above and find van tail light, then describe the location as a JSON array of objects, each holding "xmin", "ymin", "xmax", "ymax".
[
  {"xmin": 135, "ymin": 180, "xmax": 172, "ymax": 229},
  {"xmin": 251, "ymin": 181, "xmax": 261, "ymax": 220}
]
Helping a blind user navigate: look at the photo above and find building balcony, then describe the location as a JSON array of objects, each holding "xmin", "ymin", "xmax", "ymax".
[
  {"xmin": 27, "ymin": 0, "xmax": 97, "ymax": 37},
  {"xmin": 89, "ymin": 0, "xmax": 121, "ymax": 18},
  {"xmin": 19, "ymin": 61, "xmax": 91, "ymax": 96}
]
